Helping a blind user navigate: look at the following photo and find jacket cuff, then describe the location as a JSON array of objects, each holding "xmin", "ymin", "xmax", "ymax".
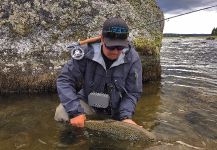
[
  {"xmin": 68, "ymin": 106, "xmax": 84, "ymax": 118},
  {"xmin": 119, "ymin": 111, "xmax": 132, "ymax": 121}
]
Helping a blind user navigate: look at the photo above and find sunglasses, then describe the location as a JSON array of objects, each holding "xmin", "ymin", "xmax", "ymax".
[
  {"xmin": 105, "ymin": 44, "xmax": 125, "ymax": 51},
  {"xmin": 103, "ymin": 31, "xmax": 129, "ymax": 39}
]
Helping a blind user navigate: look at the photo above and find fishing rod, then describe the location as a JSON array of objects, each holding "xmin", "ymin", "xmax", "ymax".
[{"xmin": 144, "ymin": 4, "xmax": 217, "ymax": 26}]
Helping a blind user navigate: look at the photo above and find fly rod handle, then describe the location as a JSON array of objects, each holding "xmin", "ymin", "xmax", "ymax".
[{"xmin": 79, "ymin": 35, "xmax": 102, "ymax": 45}]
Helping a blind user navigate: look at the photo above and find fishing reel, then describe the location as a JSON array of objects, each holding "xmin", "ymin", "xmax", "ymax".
[
  {"xmin": 67, "ymin": 36, "xmax": 101, "ymax": 60},
  {"xmin": 67, "ymin": 42, "xmax": 85, "ymax": 60}
]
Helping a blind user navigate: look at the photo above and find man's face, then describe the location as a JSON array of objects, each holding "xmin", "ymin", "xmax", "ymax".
[{"xmin": 102, "ymin": 39, "xmax": 124, "ymax": 60}]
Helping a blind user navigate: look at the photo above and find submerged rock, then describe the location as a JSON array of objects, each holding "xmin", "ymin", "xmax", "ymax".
[
  {"xmin": 206, "ymin": 37, "xmax": 215, "ymax": 40},
  {"xmin": 0, "ymin": 0, "xmax": 164, "ymax": 94}
]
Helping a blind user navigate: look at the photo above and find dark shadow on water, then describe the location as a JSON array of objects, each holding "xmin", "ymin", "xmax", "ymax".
[
  {"xmin": 86, "ymin": 132, "xmax": 152, "ymax": 150},
  {"xmin": 185, "ymin": 111, "xmax": 217, "ymax": 140},
  {"xmin": 59, "ymin": 128, "xmax": 82, "ymax": 145}
]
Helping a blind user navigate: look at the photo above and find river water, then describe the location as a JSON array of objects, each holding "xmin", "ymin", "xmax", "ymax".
[{"xmin": 0, "ymin": 37, "xmax": 217, "ymax": 149}]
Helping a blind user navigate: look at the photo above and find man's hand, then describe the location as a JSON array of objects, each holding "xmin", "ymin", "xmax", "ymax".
[
  {"xmin": 70, "ymin": 114, "xmax": 86, "ymax": 128},
  {"xmin": 122, "ymin": 119, "xmax": 143, "ymax": 127}
]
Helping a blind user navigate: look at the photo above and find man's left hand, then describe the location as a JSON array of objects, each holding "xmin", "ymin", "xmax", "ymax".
[{"xmin": 122, "ymin": 119, "xmax": 143, "ymax": 127}]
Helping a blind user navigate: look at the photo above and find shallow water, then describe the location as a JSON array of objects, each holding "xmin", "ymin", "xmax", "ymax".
[{"xmin": 0, "ymin": 37, "xmax": 217, "ymax": 149}]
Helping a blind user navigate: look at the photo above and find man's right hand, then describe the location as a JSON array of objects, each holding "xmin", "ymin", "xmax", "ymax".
[{"xmin": 69, "ymin": 114, "xmax": 86, "ymax": 128}]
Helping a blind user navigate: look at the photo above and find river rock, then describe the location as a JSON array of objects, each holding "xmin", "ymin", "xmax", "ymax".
[{"xmin": 0, "ymin": 0, "xmax": 164, "ymax": 94}]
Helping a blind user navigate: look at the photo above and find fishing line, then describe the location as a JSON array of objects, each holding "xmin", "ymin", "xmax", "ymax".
[
  {"xmin": 132, "ymin": 4, "xmax": 217, "ymax": 29},
  {"xmin": 160, "ymin": 4, "xmax": 217, "ymax": 24},
  {"xmin": 79, "ymin": 4, "xmax": 217, "ymax": 41}
]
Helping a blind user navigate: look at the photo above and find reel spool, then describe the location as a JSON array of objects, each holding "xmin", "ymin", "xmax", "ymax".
[
  {"xmin": 67, "ymin": 36, "xmax": 101, "ymax": 60},
  {"xmin": 69, "ymin": 44, "xmax": 85, "ymax": 60}
]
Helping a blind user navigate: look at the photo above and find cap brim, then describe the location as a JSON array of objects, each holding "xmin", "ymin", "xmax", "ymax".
[{"xmin": 104, "ymin": 37, "xmax": 129, "ymax": 48}]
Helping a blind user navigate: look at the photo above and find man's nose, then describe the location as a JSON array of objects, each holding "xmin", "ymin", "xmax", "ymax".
[{"xmin": 113, "ymin": 49, "xmax": 120, "ymax": 53}]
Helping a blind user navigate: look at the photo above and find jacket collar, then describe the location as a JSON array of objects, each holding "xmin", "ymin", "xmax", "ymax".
[{"xmin": 86, "ymin": 42, "xmax": 130, "ymax": 70}]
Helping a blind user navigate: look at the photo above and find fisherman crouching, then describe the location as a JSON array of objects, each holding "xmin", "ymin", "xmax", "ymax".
[{"xmin": 54, "ymin": 17, "xmax": 143, "ymax": 128}]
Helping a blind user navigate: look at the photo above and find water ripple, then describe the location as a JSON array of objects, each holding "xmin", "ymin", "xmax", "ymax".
[{"xmin": 161, "ymin": 38, "xmax": 217, "ymax": 95}]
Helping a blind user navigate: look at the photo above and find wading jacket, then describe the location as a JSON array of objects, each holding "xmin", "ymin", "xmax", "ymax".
[{"xmin": 57, "ymin": 42, "xmax": 143, "ymax": 120}]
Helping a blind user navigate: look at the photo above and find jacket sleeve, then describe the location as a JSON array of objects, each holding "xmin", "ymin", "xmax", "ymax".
[
  {"xmin": 57, "ymin": 58, "xmax": 85, "ymax": 117},
  {"xmin": 119, "ymin": 58, "xmax": 143, "ymax": 120}
]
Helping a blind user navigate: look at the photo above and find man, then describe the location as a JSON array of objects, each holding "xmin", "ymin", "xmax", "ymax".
[{"xmin": 55, "ymin": 17, "xmax": 143, "ymax": 128}]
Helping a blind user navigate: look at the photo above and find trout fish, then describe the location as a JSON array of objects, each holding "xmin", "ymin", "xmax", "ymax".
[{"xmin": 84, "ymin": 119, "xmax": 156, "ymax": 142}]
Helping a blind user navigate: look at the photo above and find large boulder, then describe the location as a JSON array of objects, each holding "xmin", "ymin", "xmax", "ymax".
[{"xmin": 0, "ymin": 0, "xmax": 164, "ymax": 94}]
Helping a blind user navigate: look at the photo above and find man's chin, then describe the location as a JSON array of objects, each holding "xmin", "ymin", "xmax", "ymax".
[{"xmin": 108, "ymin": 55, "xmax": 118, "ymax": 60}]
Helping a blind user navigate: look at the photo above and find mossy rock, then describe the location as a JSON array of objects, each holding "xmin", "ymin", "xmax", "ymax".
[
  {"xmin": 132, "ymin": 36, "xmax": 162, "ymax": 82},
  {"xmin": 133, "ymin": 37, "xmax": 161, "ymax": 56}
]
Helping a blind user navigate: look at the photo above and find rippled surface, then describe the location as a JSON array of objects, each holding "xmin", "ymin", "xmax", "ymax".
[
  {"xmin": 161, "ymin": 38, "xmax": 217, "ymax": 96},
  {"xmin": 153, "ymin": 38, "xmax": 217, "ymax": 149},
  {"xmin": 0, "ymin": 37, "xmax": 217, "ymax": 149}
]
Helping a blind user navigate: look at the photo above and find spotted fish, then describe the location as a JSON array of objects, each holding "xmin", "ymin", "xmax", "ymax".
[{"xmin": 84, "ymin": 119, "xmax": 156, "ymax": 142}]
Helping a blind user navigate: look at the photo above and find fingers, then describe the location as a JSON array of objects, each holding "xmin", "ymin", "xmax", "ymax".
[
  {"xmin": 69, "ymin": 114, "xmax": 86, "ymax": 128},
  {"xmin": 122, "ymin": 119, "xmax": 143, "ymax": 128},
  {"xmin": 70, "ymin": 120, "xmax": 84, "ymax": 127}
]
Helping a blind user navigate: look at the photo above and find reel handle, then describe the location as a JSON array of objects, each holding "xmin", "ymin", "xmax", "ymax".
[{"xmin": 79, "ymin": 35, "xmax": 101, "ymax": 45}]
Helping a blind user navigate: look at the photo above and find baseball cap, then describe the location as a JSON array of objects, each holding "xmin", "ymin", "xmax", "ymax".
[{"xmin": 102, "ymin": 17, "xmax": 129, "ymax": 48}]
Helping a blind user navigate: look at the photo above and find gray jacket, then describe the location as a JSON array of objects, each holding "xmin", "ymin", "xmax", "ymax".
[{"xmin": 57, "ymin": 42, "xmax": 143, "ymax": 120}]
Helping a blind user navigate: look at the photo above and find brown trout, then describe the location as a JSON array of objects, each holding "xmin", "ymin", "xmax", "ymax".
[{"xmin": 84, "ymin": 119, "xmax": 156, "ymax": 142}]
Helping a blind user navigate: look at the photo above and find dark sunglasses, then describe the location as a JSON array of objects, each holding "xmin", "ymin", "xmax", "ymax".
[
  {"xmin": 103, "ymin": 31, "xmax": 129, "ymax": 39},
  {"xmin": 105, "ymin": 44, "xmax": 125, "ymax": 51}
]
